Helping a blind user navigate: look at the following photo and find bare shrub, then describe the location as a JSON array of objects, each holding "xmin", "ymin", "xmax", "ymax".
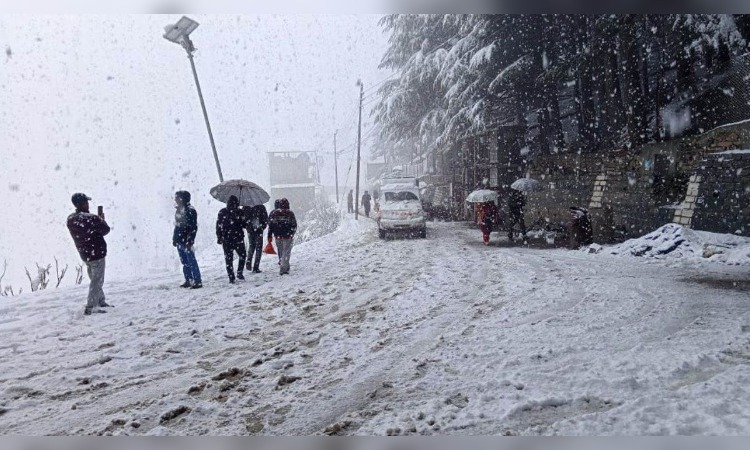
[
  {"xmin": 25, "ymin": 263, "xmax": 51, "ymax": 292},
  {"xmin": 75, "ymin": 264, "xmax": 84, "ymax": 285},
  {"xmin": 0, "ymin": 259, "xmax": 21, "ymax": 297},
  {"xmin": 54, "ymin": 257, "xmax": 68, "ymax": 288},
  {"xmin": 296, "ymin": 194, "xmax": 341, "ymax": 244}
]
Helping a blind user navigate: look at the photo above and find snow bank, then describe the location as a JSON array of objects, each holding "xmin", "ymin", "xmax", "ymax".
[{"xmin": 601, "ymin": 224, "xmax": 750, "ymax": 266}]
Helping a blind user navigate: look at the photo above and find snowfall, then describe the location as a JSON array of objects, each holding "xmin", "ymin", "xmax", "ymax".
[{"xmin": 1, "ymin": 216, "xmax": 749, "ymax": 436}]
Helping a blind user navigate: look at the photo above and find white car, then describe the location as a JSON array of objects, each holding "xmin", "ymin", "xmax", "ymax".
[{"xmin": 377, "ymin": 184, "xmax": 427, "ymax": 239}]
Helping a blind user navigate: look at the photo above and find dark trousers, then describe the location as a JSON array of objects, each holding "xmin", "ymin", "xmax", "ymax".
[
  {"xmin": 364, "ymin": 204, "xmax": 371, "ymax": 217},
  {"xmin": 247, "ymin": 230, "xmax": 263, "ymax": 270},
  {"xmin": 508, "ymin": 211, "xmax": 527, "ymax": 239},
  {"xmin": 222, "ymin": 241, "xmax": 246, "ymax": 281},
  {"xmin": 347, "ymin": 201, "xmax": 353, "ymax": 213}
]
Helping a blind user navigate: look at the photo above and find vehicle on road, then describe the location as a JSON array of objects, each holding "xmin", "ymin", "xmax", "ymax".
[{"xmin": 376, "ymin": 177, "xmax": 427, "ymax": 239}]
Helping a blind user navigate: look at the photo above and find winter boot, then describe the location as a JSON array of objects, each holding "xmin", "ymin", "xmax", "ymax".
[
  {"xmin": 237, "ymin": 272, "xmax": 245, "ymax": 281},
  {"xmin": 180, "ymin": 281, "xmax": 191, "ymax": 288}
]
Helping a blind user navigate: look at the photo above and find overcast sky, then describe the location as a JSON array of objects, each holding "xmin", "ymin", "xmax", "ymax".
[{"xmin": 0, "ymin": 14, "xmax": 390, "ymax": 288}]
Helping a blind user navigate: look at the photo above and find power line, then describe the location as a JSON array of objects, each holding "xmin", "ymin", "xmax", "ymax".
[{"xmin": 362, "ymin": 73, "xmax": 397, "ymax": 95}]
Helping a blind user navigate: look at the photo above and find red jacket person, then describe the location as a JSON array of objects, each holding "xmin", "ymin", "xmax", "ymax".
[{"xmin": 66, "ymin": 193, "xmax": 112, "ymax": 315}]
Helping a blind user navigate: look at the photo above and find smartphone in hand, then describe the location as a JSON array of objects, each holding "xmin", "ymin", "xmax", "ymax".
[{"xmin": 97, "ymin": 205, "xmax": 104, "ymax": 218}]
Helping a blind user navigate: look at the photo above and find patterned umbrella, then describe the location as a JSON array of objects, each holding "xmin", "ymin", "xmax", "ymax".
[
  {"xmin": 510, "ymin": 177, "xmax": 544, "ymax": 192},
  {"xmin": 210, "ymin": 179, "xmax": 270, "ymax": 207},
  {"xmin": 465, "ymin": 189, "xmax": 498, "ymax": 203}
]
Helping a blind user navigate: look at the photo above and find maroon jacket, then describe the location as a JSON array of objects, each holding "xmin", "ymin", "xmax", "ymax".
[
  {"xmin": 67, "ymin": 210, "xmax": 110, "ymax": 262},
  {"xmin": 269, "ymin": 209, "xmax": 297, "ymax": 239}
]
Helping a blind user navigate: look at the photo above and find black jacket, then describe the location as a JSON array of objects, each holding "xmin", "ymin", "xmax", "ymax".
[
  {"xmin": 269, "ymin": 208, "xmax": 297, "ymax": 239},
  {"xmin": 243, "ymin": 204, "xmax": 269, "ymax": 234},
  {"xmin": 216, "ymin": 202, "xmax": 245, "ymax": 245},
  {"xmin": 509, "ymin": 190, "xmax": 526, "ymax": 213},
  {"xmin": 173, "ymin": 204, "xmax": 198, "ymax": 246},
  {"xmin": 67, "ymin": 211, "xmax": 110, "ymax": 262}
]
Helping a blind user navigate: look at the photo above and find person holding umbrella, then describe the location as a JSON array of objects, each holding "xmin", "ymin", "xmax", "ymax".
[
  {"xmin": 216, "ymin": 195, "xmax": 246, "ymax": 283},
  {"xmin": 480, "ymin": 200, "xmax": 500, "ymax": 245},
  {"xmin": 244, "ymin": 201, "xmax": 268, "ymax": 273},
  {"xmin": 173, "ymin": 190, "xmax": 202, "ymax": 289},
  {"xmin": 209, "ymin": 179, "xmax": 271, "ymax": 278},
  {"xmin": 507, "ymin": 189, "xmax": 528, "ymax": 244}
]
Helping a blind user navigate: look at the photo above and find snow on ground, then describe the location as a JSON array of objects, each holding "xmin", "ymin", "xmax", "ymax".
[
  {"xmin": 1, "ymin": 217, "xmax": 750, "ymax": 435},
  {"xmin": 601, "ymin": 223, "xmax": 750, "ymax": 267}
]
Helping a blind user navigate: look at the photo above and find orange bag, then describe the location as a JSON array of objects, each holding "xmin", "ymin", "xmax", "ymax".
[{"xmin": 263, "ymin": 236, "xmax": 276, "ymax": 255}]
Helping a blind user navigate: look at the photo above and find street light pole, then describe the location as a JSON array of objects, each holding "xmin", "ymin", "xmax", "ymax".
[
  {"xmin": 334, "ymin": 130, "xmax": 339, "ymax": 204},
  {"xmin": 164, "ymin": 16, "xmax": 224, "ymax": 183},
  {"xmin": 185, "ymin": 43, "xmax": 224, "ymax": 182},
  {"xmin": 354, "ymin": 80, "xmax": 364, "ymax": 221}
]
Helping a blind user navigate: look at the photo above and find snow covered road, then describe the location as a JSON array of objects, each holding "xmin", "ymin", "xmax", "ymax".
[{"xmin": 1, "ymin": 218, "xmax": 749, "ymax": 435}]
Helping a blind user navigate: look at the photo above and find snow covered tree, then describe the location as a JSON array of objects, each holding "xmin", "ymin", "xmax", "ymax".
[{"xmin": 374, "ymin": 14, "xmax": 749, "ymax": 162}]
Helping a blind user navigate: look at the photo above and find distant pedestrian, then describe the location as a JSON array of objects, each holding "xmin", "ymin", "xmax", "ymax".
[
  {"xmin": 347, "ymin": 190, "xmax": 354, "ymax": 214},
  {"xmin": 269, "ymin": 198, "xmax": 297, "ymax": 275},
  {"xmin": 508, "ymin": 189, "xmax": 527, "ymax": 244},
  {"xmin": 216, "ymin": 195, "xmax": 246, "ymax": 283},
  {"xmin": 373, "ymin": 189, "xmax": 380, "ymax": 213},
  {"xmin": 362, "ymin": 190, "xmax": 372, "ymax": 217},
  {"xmin": 173, "ymin": 190, "xmax": 202, "ymax": 289},
  {"xmin": 67, "ymin": 193, "xmax": 112, "ymax": 315},
  {"xmin": 568, "ymin": 206, "xmax": 593, "ymax": 249},
  {"xmin": 480, "ymin": 201, "xmax": 500, "ymax": 246},
  {"xmin": 244, "ymin": 203, "xmax": 268, "ymax": 273}
]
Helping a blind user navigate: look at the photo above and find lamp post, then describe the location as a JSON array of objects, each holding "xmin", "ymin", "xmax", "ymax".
[
  {"xmin": 163, "ymin": 16, "xmax": 224, "ymax": 182},
  {"xmin": 354, "ymin": 79, "xmax": 364, "ymax": 220},
  {"xmin": 334, "ymin": 130, "xmax": 339, "ymax": 204}
]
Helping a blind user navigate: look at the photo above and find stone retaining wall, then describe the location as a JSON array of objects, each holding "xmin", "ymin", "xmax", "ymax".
[{"xmin": 523, "ymin": 120, "xmax": 750, "ymax": 242}]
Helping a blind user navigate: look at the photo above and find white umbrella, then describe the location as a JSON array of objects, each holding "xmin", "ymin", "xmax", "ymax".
[
  {"xmin": 510, "ymin": 177, "xmax": 544, "ymax": 192},
  {"xmin": 465, "ymin": 189, "xmax": 498, "ymax": 203},
  {"xmin": 210, "ymin": 179, "xmax": 270, "ymax": 207}
]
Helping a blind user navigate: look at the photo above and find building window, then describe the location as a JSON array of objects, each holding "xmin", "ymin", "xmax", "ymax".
[{"xmin": 490, "ymin": 167, "xmax": 498, "ymax": 187}]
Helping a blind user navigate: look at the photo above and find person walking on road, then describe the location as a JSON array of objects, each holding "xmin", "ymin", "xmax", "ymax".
[
  {"xmin": 67, "ymin": 192, "xmax": 112, "ymax": 315},
  {"xmin": 269, "ymin": 198, "xmax": 297, "ymax": 275},
  {"xmin": 361, "ymin": 190, "xmax": 372, "ymax": 218},
  {"xmin": 347, "ymin": 190, "xmax": 354, "ymax": 214},
  {"xmin": 173, "ymin": 190, "xmax": 202, "ymax": 289},
  {"xmin": 216, "ymin": 195, "xmax": 246, "ymax": 283},
  {"xmin": 480, "ymin": 201, "xmax": 500, "ymax": 246},
  {"xmin": 508, "ymin": 189, "xmax": 528, "ymax": 244},
  {"xmin": 244, "ymin": 203, "xmax": 268, "ymax": 273}
]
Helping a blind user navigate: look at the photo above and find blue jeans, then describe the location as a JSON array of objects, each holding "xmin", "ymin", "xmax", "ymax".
[{"xmin": 177, "ymin": 244, "xmax": 202, "ymax": 285}]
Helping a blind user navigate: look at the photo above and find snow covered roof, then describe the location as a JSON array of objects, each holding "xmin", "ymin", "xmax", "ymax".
[{"xmin": 270, "ymin": 183, "xmax": 316, "ymax": 189}]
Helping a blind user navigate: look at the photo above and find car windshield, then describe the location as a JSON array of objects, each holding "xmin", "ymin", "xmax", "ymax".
[{"xmin": 384, "ymin": 191, "xmax": 419, "ymax": 202}]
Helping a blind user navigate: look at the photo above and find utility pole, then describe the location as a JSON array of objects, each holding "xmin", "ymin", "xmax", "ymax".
[
  {"xmin": 355, "ymin": 80, "xmax": 364, "ymax": 221},
  {"xmin": 334, "ymin": 130, "xmax": 339, "ymax": 204}
]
